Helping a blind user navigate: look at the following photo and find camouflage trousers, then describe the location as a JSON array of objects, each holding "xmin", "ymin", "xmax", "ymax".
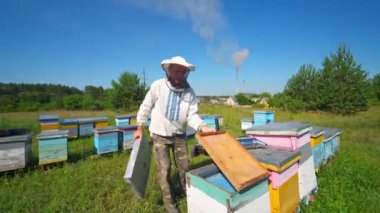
[{"xmin": 153, "ymin": 133, "xmax": 189, "ymax": 213}]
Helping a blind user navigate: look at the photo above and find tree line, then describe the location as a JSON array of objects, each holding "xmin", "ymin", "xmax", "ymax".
[
  {"xmin": 268, "ymin": 45, "xmax": 379, "ymax": 114},
  {"xmin": 0, "ymin": 73, "xmax": 147, "ymax": 112}
]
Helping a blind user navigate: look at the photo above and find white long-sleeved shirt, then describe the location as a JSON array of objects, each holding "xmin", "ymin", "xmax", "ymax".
[{"xmin": 136, "ymin": 78, "xmax": 205, "ymax": 137}]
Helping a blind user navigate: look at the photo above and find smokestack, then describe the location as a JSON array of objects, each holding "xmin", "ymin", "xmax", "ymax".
[{"xmin": 232, "ymin": 48, "xmax": 249, "ymax": 94}]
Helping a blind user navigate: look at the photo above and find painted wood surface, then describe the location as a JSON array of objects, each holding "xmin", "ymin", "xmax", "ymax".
[
  {"xmin": 78, "ymin": 122, "xmax": 94, "ymax": 136},
  {"xmin": 118, "ymin": 126, "xmax": 138, "ymax": 150},
  {"xmin": 40, "ymin": 123, "xmax": 59, "ymax": 131},
  {"xmin": 247, "ymin": 148, "xmax": 301, "ymax": 172},
  {"xmin": 241, "ymin": 118, "xmax": 253, "ymax": 130},
  {"xmin": 253, "ymin": 111, "xmax": 275, "ymax": 126},
  {"xmin": 298, "ymin": 156, "xmax": 318, "ymax": 202},
  {"xmin": 124, "ymin": 134, "xmax": 152, "ymax": 199},
  {"xmin": 312, "ymin": 142, "xmax": 325, "ymax": 170},
  {"xmin": 269, "ymin": 173, "xmax": 299, "ymax": 213},
  {"xmin": 60, "ymin": 119, "xmax": 78, "ymax": 138},
  {"xmin": 201, "ymin": 116, "xmax": 220, "ymax": 130},
  {"xmin": 196, "ymin": 131, "xmax": 269, "ymax": 192},
  {"xmin": 186, "ymin": 163, "xmax": 270, "ymax": 212},
  {"xmin": 0, "ymin": 129, "xmax": 32, "ymax": 172},
  {"xmin": 248, "ymin": 133, "xmax": 310, "ymax": 151},
  {"xmin": 268, "ymin": 163, "xmax": 299, "ymax": 189},
  {"xmin": 246, "ymin": 122, "xmax": 312, "ymax": 136},
  {"xmin": 94, "ymin": 128, "xmax": 119, "ymax": 154},
  {"xmin": 37, "ymin": 130, "xmax": 69, "ymax": 165}
]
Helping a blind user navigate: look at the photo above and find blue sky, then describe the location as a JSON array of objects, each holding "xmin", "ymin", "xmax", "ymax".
[{"xmin": 1, "ymin": 0, "xmax": 379, "ymax": 96}]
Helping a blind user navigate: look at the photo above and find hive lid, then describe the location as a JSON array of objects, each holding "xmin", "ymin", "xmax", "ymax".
[
  {"xmin": 241, "ymin": 117, "xmax": 253, "ymax": 122},
  {"xmin": 77, "ymin": 118, "xmax": 96, "ymax": 123},
  {"xmin": 310, "ymin": 126, "xmax": 324, "ymax": 138},
  {"xmin": 38, "ymin": 115, "xmax": 59, "ymax": 122},
  {"xmin": 60, "ymin": 118, "xmax": 78, "ymax": 124},
  {"xmin": 322, "ymin": 127, "xmax": 343, "ymax": 141},
  {"xmin": 118, "ymin": 125, "xmax": 138, "ymax": 131},
  {"xmin": 195, "ymin": 131, "xmax": 269, "ymax": 192},
  {"xmin": 0, "ymin": 129, "xmax": 32, "ymax": 143},
  {"xmin": 248, "ymin": 147, "xmax": 301, "ymax": 172},
  {"xmin": 37, "ymin": 130, "xmax": 69, "ymax": 139},
  {"xmin": 93, "ymin": 127, "xmax": 118, "ymax": 134},
  {"xmin": 92, "ymin": 116, "xmax": 108, "ymax": 122},
  {"xmin": 116, "ymin": 115, "xmax": 136, "ymax": 119},
  {"xmin": 124, "ymin": 134, "xmax": 152, "ymax": 199},
  {"xmin": 246, "ymin": 122, "xmax": 312, "ymax": 136},
  {"xmin": 253, "ymin": 110, "xmax": 274, "ymax": 114}
]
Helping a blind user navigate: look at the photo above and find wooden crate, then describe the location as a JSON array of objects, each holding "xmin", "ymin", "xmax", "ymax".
[
  {"xmin": 94, "ymin": 127, "xmax": 119, "ymax": 154},
  {"xmin": 0, "ymin": 129, "xmax": 32, "ymax": 172},
  {"xmin": 186, "ymin": 163, "xmax": 270, "ymax": 213},
  {"xmin": 37, "ymin": 130, "xmax": 69, "ymax": 165}
]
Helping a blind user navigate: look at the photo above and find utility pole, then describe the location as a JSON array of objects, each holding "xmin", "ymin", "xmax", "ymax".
[{"xmin": 143, "ymin": 68, "xmax": 146, "ymax": 89}]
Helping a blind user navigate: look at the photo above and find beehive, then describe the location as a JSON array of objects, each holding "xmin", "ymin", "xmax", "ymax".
[
  {"xmin": 0, "ymin": 129, "xmax": 32, "ymax": 172},
  {"xmin": 37, "ymin": 130, "xmax": 69, "ymax": 165}
]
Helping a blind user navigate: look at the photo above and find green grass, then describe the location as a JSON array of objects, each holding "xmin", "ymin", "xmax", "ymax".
[{"xmin": 0, "ymin": 105, "xmax": 379, "ymax": 212}]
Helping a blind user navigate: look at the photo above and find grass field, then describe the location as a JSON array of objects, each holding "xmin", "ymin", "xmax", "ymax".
[{"xmin": 0, "ymin": 105, "xmax": 379, "ymax": 212}]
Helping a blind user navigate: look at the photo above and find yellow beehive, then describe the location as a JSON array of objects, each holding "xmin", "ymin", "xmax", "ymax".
[
  {"xmin": 310, "ymin": 126, "xmax": 324, "ymax": 147},
  {"xmin": 270, "ymin": 174, "xmax": 299, "ymax": 213}
]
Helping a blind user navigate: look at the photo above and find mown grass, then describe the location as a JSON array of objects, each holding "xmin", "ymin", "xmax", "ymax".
[{"xmin": 0, "ymin": 105, "xmax": 379, "ymax": 212}]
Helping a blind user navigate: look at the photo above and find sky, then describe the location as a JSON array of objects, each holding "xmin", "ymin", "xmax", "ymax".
[{"xmin": 1, "ymin": 0, "xmax": 379, "ymax": 96}]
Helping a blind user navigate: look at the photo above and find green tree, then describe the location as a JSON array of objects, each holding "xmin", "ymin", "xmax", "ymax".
[
  {"xmin": 63, "ymin": 94, "xmax": 84, "ymax": 110},
  {"xmin": 319, "ymin": 44, "xmax": 370, "ymax": 114},
  {"xmin": 0, "ymin": 95, "xmax": 17, "ymax": 112},
  {"xmin": 269, "ymin": 93, "xmax": 305, "ymax": 112},
  {"xmin": 259, "ymin": 92, "xmax": 272, "ymax": 99},
  {"xmin": 370, "ymin": 74, "xmax": 380, "ymax": 103},
  {"xmin": 110, "ymin": 72, "xmax": 147, "ymax": 110},
  {"xmin": 235, "ymin": 93, "xmax": 253, "ymax": 105},
  {"xmin": 284, "ymin": 64, "xmax": 320, "ymax": 110}
]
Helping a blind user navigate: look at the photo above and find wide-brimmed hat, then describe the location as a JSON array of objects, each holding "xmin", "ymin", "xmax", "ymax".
[{"xmin": 161, "ymin": 56, "xmax": 195, "ymax": 72}]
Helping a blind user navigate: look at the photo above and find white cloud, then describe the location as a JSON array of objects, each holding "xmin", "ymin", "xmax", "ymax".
[{"xmin": 121, "ymin": 0, "xmax": 225, "ymax": 40}]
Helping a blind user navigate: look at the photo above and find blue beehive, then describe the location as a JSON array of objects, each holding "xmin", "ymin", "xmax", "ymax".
[
  {"xmin": 77, "ymin": 118, "xmax": 95, "ymax": 137},
  {"xmin": 201, "ymin": 115, "xmax": 220, "ymax": 131},
  {"xmin": 37, "ymin": 130, "xmax": 69, "ymax": 165},
  {"xmin": 322, "ymin": 127, "xmax": 343, "ymax": 161},
  {"xmin": 116, "ymin": 115, "xmax": 137, "ymax": 127},
  {"xmin": 118, "ymin": 125, "xmax": 138, "ymax": 150},
  {"xmin": 253, "ymin": 111, "xmax": 274, "ymax": 126},
  {"xmin": 310, "ymin": 126, "xmax": 325, "ymax": 171},
  {"xmin": 94, "ymin": 127, "xmax": 119, "ymax": 154}
]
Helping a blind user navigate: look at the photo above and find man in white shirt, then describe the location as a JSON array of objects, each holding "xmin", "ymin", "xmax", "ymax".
[
  {"xmin": 133, "ymin": 56, "xmax": 215, "ymax": 212},
  {"xmin": 134, "ymin": 56, "xmax": 216, "ymax": 212}
]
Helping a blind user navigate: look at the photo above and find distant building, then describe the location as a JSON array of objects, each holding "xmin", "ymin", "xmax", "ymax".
[
  {"xmin": 210, "ymin": 99, "xmax": 220, "ymax": 104},
  {"xmin": 225, "ymin": 96, "xmax": 238, "ymax": 106},
  {"xmin": 260, "ymin": 97, "xmax": 269, "ymax": 105}
]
